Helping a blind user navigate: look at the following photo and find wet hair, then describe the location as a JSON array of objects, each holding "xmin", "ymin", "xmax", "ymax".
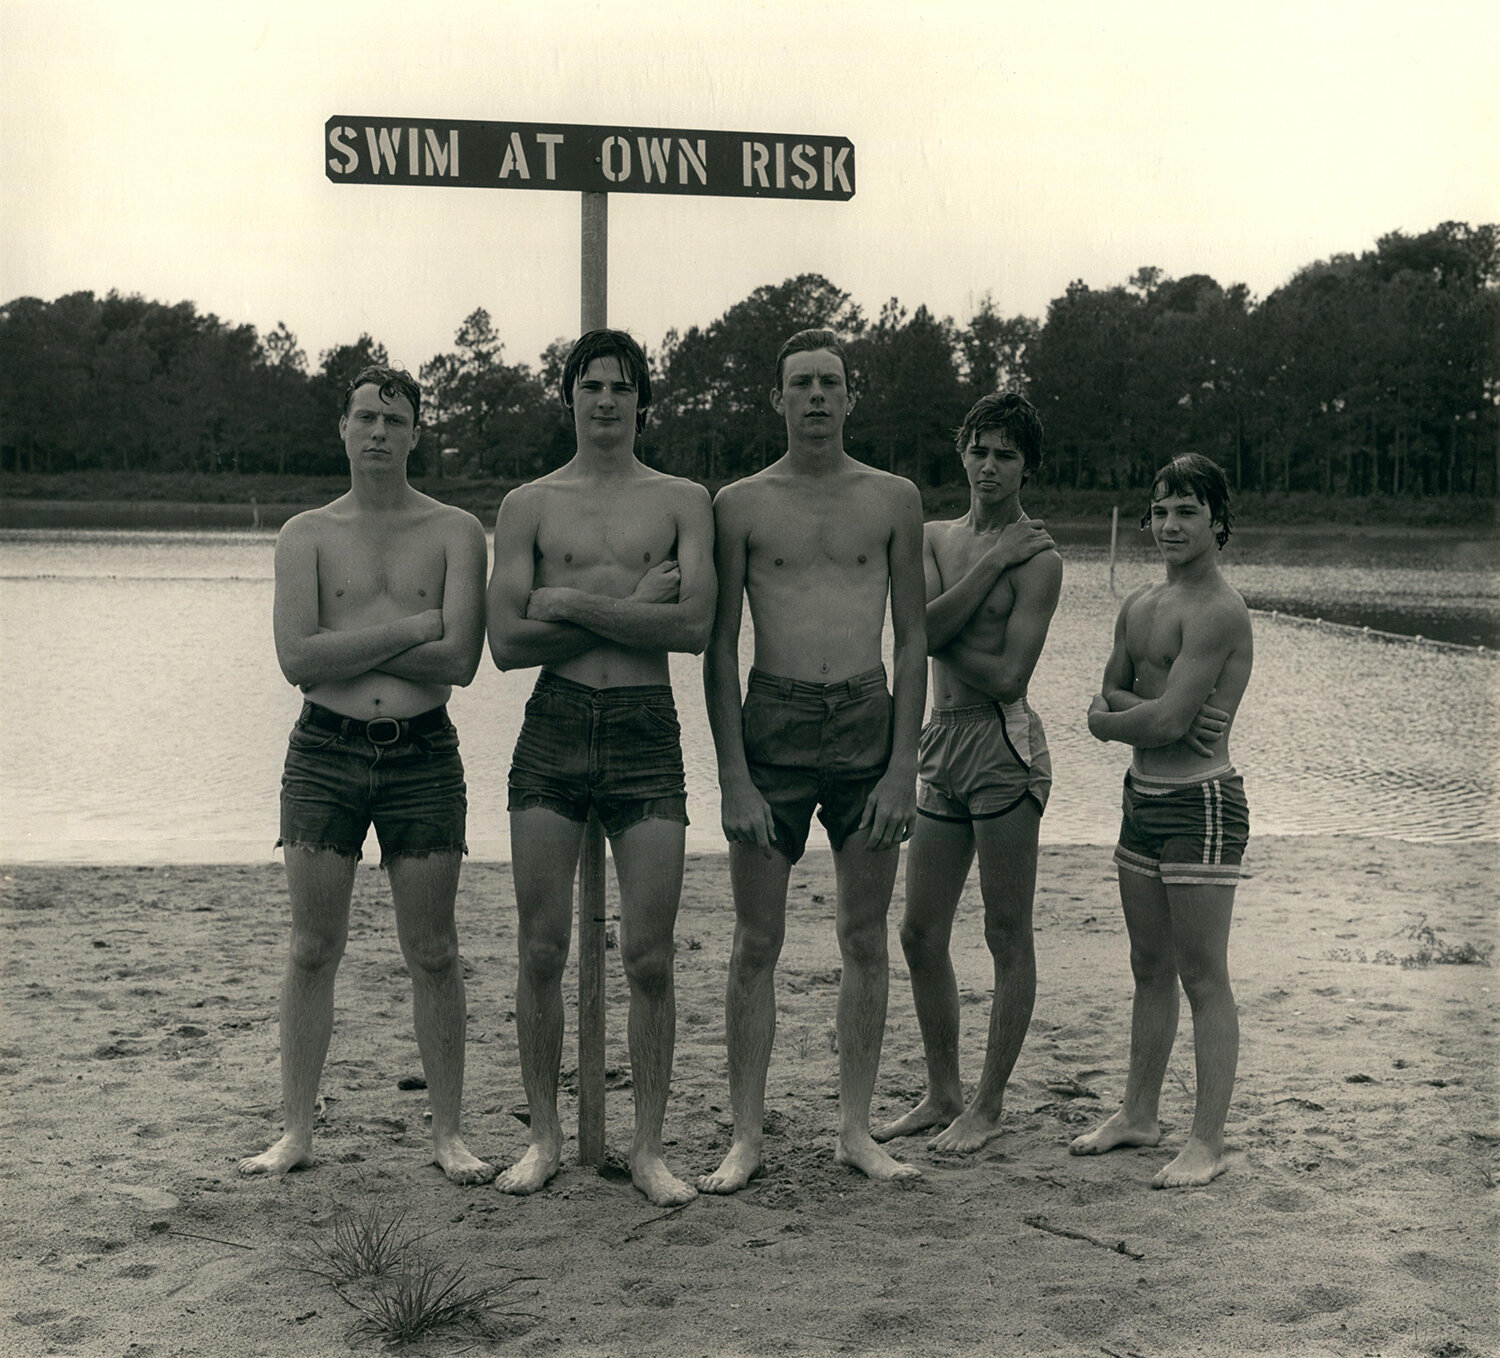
[
  {"xmin": 955, "ymin": 393, "xmax": 1044, "ymax": 480},
  {"xmin": 773, "ymin": 328, "xmax": 852, "ymax": 391},
  {"xmin": 343, "ymin": 365, "xmax": 421, "ymax": 426},
  {"xmin": 561, "ymin": 329, "xmax": 653, "ymax": 433},
  {"xmin": 1142, "ymin": 453, "xmax": 1234, "ymax": 549}
]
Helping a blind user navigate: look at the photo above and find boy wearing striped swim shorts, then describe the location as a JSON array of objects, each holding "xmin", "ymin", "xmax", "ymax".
[{"xmin": 1073, "ymin": 453, "xmax": 1254, "ymax": 1189}]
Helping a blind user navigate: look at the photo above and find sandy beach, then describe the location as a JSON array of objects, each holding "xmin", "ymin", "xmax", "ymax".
[{"xmin": 1, "ymin": 835, "xmax": 1495, "ymax": 1357}]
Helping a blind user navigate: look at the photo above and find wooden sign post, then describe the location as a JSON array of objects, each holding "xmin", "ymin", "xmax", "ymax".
[
  {"xmin": 326, "ymin": 113, "xmax": 856, "ymax": 1168},
  {"xmin": 576, "ymin": 190, "xmax": 609, "ymax": 1166}
]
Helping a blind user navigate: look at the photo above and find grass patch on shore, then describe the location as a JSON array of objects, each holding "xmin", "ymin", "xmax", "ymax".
[
  {"xmin": 291, "ymin": 1202, "xmax": 538, "ymax": 1348},
  {"xmin": 1326, "ymin": 913, "xmax": 1495, "ymax": 968}
]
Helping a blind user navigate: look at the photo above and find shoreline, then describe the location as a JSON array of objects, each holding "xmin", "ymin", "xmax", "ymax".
[{"xmin": 3, "ymin": 495, "xmax": 1496, "ymax": 538}]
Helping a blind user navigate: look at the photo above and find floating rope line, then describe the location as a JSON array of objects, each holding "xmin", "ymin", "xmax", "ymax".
[{"xmin": 1255, "ymin": 608, "xmax": 1492, "ymax": 657}]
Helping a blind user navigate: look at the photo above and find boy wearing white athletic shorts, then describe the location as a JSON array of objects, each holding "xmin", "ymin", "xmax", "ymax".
[{"xmin": 875, "ymin": 394, "xmax": 1061, "ymax": 1156}]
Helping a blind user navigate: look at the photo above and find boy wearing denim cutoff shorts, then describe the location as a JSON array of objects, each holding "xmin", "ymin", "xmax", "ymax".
[
  {"xmin": 700, "ymin": 329, "xmax": 928, "ymax": 1193},
  {"xmin": 241, "ymin": 365, "xmax": 493, "ymax": 1187},
  {"xmin": 486, "ymin": 329, "xmax": 714, "ymax": 1209}
]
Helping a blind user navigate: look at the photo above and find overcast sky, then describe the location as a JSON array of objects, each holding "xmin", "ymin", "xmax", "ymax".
[{"xmin": 4, "ymin": 0, "xmax": 1496, "ymax": 378}]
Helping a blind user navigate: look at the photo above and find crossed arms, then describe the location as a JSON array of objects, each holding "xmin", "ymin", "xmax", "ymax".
[
  {"xmin": 1086, "ymin": 590, "xmax": 1234, "ymax": 754},
  {"xmin": 484, "ymin": 483, "xmax": 716, "ymax": 672},
  {"xmin": 273, "ymin": 511, "xmax": 488, "ymax": 689}
]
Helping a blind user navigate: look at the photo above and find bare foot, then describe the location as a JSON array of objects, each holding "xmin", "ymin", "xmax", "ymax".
[
  {"xmin": 1151, "ymin": 1139, "xmax": 1227, "ymax": 1189},
  {"xmin": 872, "ymin": 1096, "xmax": 961, "ymax": 1143},
  {"xmin": 1069, "ymin": 1109, "xmax": 1161, "ymax": 1156},
  {"xmin": 496, "ymin": 1141, "xmax": 561, "ymax": 1195},
  {"xmin": 238, "ymin": 1134, "xmax": 312, "ymax": 1176},
  {"xmin": 927, "ymin": 1106, "xmax": 1004, "ymax": 1154},
  {"xmin": 697, "ymin": 1140, "xmax": 763, "ymax": 1195},
  {"xmin": 835, "ymin": 1133, "xmax": 922, "ymax": 1182},
  {"xmin": 433, "ymin": 1135, "xmax": 496, "ymax": 1186},
  {"xmin": 631, "ymin": 1151, "xmax": 698, "ymax": 1207}
]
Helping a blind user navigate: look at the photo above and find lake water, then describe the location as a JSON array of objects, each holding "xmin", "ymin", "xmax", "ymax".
[{"xmin": 1, "ymin": 529, "xmax": 1495, "ymax": 863}]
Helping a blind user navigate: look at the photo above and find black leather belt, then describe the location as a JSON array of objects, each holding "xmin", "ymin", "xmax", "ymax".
[{"xmin": 300, "ymin": 701, "xmax": 450, "ymax": 747}]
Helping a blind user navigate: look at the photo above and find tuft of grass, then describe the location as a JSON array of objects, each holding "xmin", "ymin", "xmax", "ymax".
[
  {"xmin": 343, "ymin": 1257, "xmax": 539, "ymax": 1347},
  {"xmin": 1326, "ymin": 914, "xmax": 1494, "ymax": 969},
  {"xmin": 292, "ymin": 1205, "xmax": 418, "ymax": 1284},
  {"xmin": 1398, "ymin": 914, "xmax": 1494, "ymax": 968}
]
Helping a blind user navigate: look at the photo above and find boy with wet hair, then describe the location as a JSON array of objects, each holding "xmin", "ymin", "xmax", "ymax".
[
  {"xmin": 560, "ymin": 328, "xmax": 653, "ymax": 434},
  {"xmin": 954, "ymin": 392, "xmax": 1044, "ymax": 480},
  {"xmin": 243, "ymin": 363, "xmax": 492, "ymax": 1185},
  {"xmin": 874, "ymin": 392, "xmax": 1060, "ymax": 1154},
  {"xmin": 1138, "ymin": 452, "xmax": 1234, "ymax": 548},
  {"xmin": 1072, "ymin": 452, "xmax": 1253, "ymax": 1189},
  {"xmin": 488, "ymin": 328, "xmax": 713, "ymax": 1207},
  {"xmin": 343, "ymin": 365, "xmax": 422, "ymax": 426}
]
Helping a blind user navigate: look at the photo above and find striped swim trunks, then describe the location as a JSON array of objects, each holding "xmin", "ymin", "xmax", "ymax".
[{"xmin": 1113, "ymin": 765, "xmax": 1249, "ymax": 887}]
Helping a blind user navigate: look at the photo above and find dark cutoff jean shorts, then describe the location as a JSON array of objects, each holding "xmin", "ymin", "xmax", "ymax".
[
  {"xmin": 277, "ymin": 701, "xmax": 468, "ymax": 863},
  {"xmin": 507, "ymin": 671, "xmax": 689, "ymax": 837},
  {"xmin": 741, "ymin": 664, "xmax": 893, "ymax": 863}
]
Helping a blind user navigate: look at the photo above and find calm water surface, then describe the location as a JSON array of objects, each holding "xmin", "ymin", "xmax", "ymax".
[{"xmin": 1, "ymin": 529, "xmax": 1494, "ymax": 863}]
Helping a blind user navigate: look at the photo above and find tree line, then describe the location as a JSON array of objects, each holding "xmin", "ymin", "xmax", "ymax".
[{"xmin": 2, "ymin": 221, "xmax": 1494, "ymax": 498}]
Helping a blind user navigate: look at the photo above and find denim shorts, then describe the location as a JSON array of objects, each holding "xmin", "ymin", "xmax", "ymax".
[
  {"xmin": 742, "ymin": 665, "xmax": 892, "ymax": 863},
  {"xmin": 277, "ymin": 701, "xmax": 468, "ymax": 863},
  {"xmin": 507, "ymin": 671, "xmax": 688, "ymax": 838}
]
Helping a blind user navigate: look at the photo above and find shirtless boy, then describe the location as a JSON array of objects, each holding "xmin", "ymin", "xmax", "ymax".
[
  {"xmin": 241, "ymin": 366, "xmax": 493, "ymax": 1185},
  {"xmin": 874, "ymin": 394, "xmax": 1061, "ymax": 1154},
  {"xmin": 487, "ymin": 329, "xmax": 713, "ymax": 1207},
  {"xmin": 1071, "ymin": 453, "xmax": 1253, "ymax": 1188},
  {"xmin": 699, "ymin": 329, "xmax": 927, "ymax": 1193}
]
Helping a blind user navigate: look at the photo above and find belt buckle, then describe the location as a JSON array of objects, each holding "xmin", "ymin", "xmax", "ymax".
[{"xmin": 365, "ymin": 717, "xmax": 402, "ymax": 746}]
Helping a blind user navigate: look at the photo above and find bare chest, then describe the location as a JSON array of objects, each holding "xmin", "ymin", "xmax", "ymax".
[
  {"xmin": 535, "ymin": 493, "xmax": 678, "ymax": 579},
  {"xmin": 318, "ymin": 528, "xmax": 446, "ymax": 613},
  {"xmin": 747, "ymin": 496, "xmax": 889, "ymax": 576},
  {"xmin": 1126, "ymin": 595, "xmax": 1184, "ymax": 676}
]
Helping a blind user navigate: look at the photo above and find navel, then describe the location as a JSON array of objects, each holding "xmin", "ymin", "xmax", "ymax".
[
  {"xmin": 335, "ymin": 589, "xmax": 344, "ymax": 597},
  {"xmin": 565, "ymin": 553, "xmax": 573, "ymax": 563},
  {"xmin": 821, "ymin": 662, "xmax": 828, "ymax": 673},
  {"xmin": 774, "ymin": 558, "xmax": 784, "ymax": 566},
  {"xmin": 644, "ymin": 552, "xmax": 651, "ymax": 563},
  {"xmin": 857, "ymin": 554, "xmax": 868, "ymax": 564},
  {"xmin": 418, "ymin": 589, "xmax": 426, "ymax": 598}
]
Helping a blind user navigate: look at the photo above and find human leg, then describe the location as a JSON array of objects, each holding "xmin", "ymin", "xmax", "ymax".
[
  {"xmin": 698, "ymin": 842, "xmax": 791, "ymax": 1194},
  {"xmin": 930, "ymin": 799, "xmax": 1040, "ymax": 1153},
  {"xmin": 873, "ymin": 814, "xmax": 973, "ymax": 1141},
  {"xmin": 610, "ymin": 816, "xmax": 696, "ymax": 1206},
  {"xmin": 499, "ymin": 807, "xmax": 586, "ymax": 1194},
  {"xmin": 1152, "ymin": 881, "xmax": 1237, "ymax": 1188},
  {"xmin": 239, "ymin": 846, "xmax": 357, "ymax": 1174},
  {"xmin": 387, "ymin": 850, "xmax": 494, "ymax": 1185},
  {"xmin": 830, "ymin": 830, "xmax": 920, "ymax": 1181},
  {"xmin": 1069, "ymin": 867, "xmax": 1176, "ymax": 1156}
]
